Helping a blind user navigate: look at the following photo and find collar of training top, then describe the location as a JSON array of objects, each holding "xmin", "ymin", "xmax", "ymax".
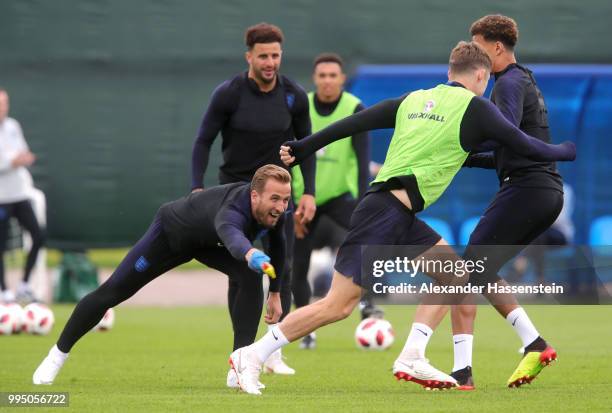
[
  {"xmin": 445, "ymin": 80, "xmax": 467, "ymax": 89},
  {"xmin": 244, "ymin": 71, "xmax": 284, "ymax": 94},
  {"xmin": 494, "ymin": 63, "xmax": 520, "ymax": 80},
  {"xmin": 313, "ymin": 90, "xmax": 344, "ymax": 115}
]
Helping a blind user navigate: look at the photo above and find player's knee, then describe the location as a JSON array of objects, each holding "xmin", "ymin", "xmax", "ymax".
[
  {"xmin": 454, "ymin": 304, "xmax": 477, "ymax": 318},
  {"xmin": 339, "ymin": 302, "xmax": 356, "ymax": 320},
  {"xmin": 313, "ymin": 295, "xmax": 345, "ymax": 322},
  {"xmin": 341, "ymin": 293, "xmax": 361, "ymax": 319},
  {"xmin": 80, "ymin": 287, "xmax": 112, "ymax": 310},
  {"xmin": 94, "ymin": 283, "xmax": 130, "ymax": 307},
  {"xmin": 328, "ymin": 296, "xmax": 358, "ymax": 321}
]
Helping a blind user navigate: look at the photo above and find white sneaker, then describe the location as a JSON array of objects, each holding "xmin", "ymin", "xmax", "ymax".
[
  {"xmin": 33, "ymin": 346, "xmax": 68, "ymax": 385},
  {"xmin": 393, "ymin": 357, "xmax": 457, "ymax": 390},
  {"xmin": 16, "ymin": 283, "xmax": 37, "ymax": 304},
  {"xmin": 229, "ymin": 346, "xmax": 263, "ymax": 395},
  {"xmin": 226, "ymin": 368, "xmax": 265, "ymax": 389},
  {"xmin": 1, "ymin": 289, "xmax": 16, "ymax": 303},
  {"xmin": 263, "ymin": 348, "xmax": 295, "ymax": 375}
]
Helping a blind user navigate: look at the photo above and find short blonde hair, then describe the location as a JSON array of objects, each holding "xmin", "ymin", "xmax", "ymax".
[
  {"xmin": 251, "ymin": 164, "xmax": 291, "ymax": 193},
  {"xmin": 449, "ymin": 41, "xmax": 492, "ymax": 75}
]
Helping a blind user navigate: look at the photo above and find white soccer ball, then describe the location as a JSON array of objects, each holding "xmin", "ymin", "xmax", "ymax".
[
  {"xmin": 95, "ymin": 308, "xmax": 115, "ymax": 331},
  {"xmin": 6, "ymin": 303, "xmax": 26, "ymax": 334},
  {"xmin": 355, "ymin": 317, "xmax": 395, "ymax": 350},
  {"xmin": 23, "ymin": 303, "xmax": 55, "ymax": 335},
  {"xmin": 0, "ymin": 304, "xmax": 16, "ymax": 335}
]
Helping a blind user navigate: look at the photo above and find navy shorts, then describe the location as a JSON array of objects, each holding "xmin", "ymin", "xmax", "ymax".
[
  {"xmin": 464, "ymin": 185, "xmax": 563, "ymax": 285},
  {"xmin": 334, "ymin": 191, "xmax": 441, "ymax": 286}
]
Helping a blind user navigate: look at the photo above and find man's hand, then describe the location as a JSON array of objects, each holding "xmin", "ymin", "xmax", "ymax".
[
  {"xmin": 11, "ymin": 151, "xmax": 35, "ymax": 168},
  {"xmin": 279, "ymin": 145, "xmax": 295, "ymax": 166},
  {"xmin": 293, "ymin": 213, "xmax": 309, "ymax": 239},
  {"xmin": 295, "ymin": 194, "xmax": 316, "ymax": 225},
  {"xmin": 191, "ymin": 187, "xmax": 204, "ymax": 194},
  {"xmin": 264, "ymin": 292, "xmax": 282, "ymax": 324},
  {"xmin": 245, "ymin": 248, "xmax": 275, "ymax": 278}
]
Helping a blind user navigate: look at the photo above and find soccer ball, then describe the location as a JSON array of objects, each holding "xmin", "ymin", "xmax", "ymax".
[
  {"xmin": 355, "ymin": 317, "xmax": 395, "ymax": 350},
  {"xmin": 6, "ymin": 303, "xmax": 26, "ymax": 334},
  {"xmin": 0, "ymin": 304, "xmax": 16, "ymax": 335},
  {"xmin": 95, "ymin": 308, "xmax": 115, "ymax": 331},
  {"xmin": 23, "ymin": 303, "xmax": 55, "ymax": 335}
]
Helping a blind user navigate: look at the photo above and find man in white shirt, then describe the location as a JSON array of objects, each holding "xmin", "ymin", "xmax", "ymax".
[{"xmin": 0, "ymin": 88, "xmax": 45, "ymax": 302}]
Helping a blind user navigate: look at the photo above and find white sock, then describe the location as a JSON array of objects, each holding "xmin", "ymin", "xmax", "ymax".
[
  {"xmin": 253, "ymin": 324, "xmax": 289, "ymax": 362},
  {"xmin": 400, "ymin": 322, "xmax": 433, "ymax": 359},
  {"xmin": 50, "ymin": 345, "xmax": 69, "ymax": 362},
  {"xmin": 452, "ymin": 334, "xmax": 473, "ymax": 372},
  {"xmin": 506, "ymin": 307, "xmax": 540, "ymax": 347}
]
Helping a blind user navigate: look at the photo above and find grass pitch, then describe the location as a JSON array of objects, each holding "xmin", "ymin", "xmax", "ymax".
[{"xmin": 1, "ymin": 305, "xmax": 610, "ymax": 412}]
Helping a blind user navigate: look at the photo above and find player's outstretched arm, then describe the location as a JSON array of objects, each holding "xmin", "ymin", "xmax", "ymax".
[
  {"xmin": 466, "ymin": 97, "xmax": 576, "ymax": 163},
  {"xmin": 191, "ymin": 81, "xmax": 235, "ymax": 191},
  {"xmin": 280, "ymin": 96, "xmax": 405, "ymax": 166},
  {"xmin": 214, "ymin": 206, "xmax": 256, "ymax": 261}
]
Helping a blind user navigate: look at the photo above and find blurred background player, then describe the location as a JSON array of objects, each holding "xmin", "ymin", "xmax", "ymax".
[
  {"xmin": 33, "ymin": 165, "xmax": 290, "ymax": 386},
  {"xmin": 443, "ymin": 15, "xmax": 567, "ymax": 389},
  {"xmin": 190, "ymin": 23, "xmax": 316, "ymax": 375},
  {"xmin": 291, "ymin": 53, "xmax": 382, "ymax": 350},
  {"xmin": 0, "ymin": 88, "xmax": 46, "ymax": 303}
]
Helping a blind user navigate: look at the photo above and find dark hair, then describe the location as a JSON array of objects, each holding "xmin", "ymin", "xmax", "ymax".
[
  {"xmin": 449, "ymin": 41, "xmax": 492, "ymax": 74},
  {"xmin": 470, "ymin": 14, "xmax": 519, "ymax": 49},
  {"xmin": 313, "ymin": 52, "xmax": 344, "ymax": 71},
  {"xmin": 245, "ymin": 23, "xmax": 284, "ymax": 50},
  {"xmin": 251, "ymin": 164, "xmax": 291, "ymax": 193}
]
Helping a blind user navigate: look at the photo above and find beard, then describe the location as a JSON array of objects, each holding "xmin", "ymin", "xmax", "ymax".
[
  {"xmin": 254, "ymin": 67, "xmax": 277, "ymax": 84},
  {"xmin": 255, "ymin": 209, "xmax": 278, "ymax": 228}
]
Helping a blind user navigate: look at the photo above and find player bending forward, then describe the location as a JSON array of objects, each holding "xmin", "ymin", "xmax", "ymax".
[{"xmin": 33, "ymin": 165, "xmax": 291, "ymax": 387}]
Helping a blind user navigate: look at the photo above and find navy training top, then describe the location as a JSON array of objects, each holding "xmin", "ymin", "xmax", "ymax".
[
  {"xmin": 160, "ymin": 183, "xmax": 286, "ymax": 291},
  {"xmin": 191, "ymin": 72, "xmax": 315, "ymax": 194}
]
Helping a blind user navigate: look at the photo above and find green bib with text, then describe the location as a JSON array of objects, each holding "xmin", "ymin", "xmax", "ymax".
[
  {"xmin": 373, "ymin": 84, "xmax": 473, "ymax": 209},
  {"xmin": 292, "ymin": 91, "xmax": 361, "ymax": 205}
]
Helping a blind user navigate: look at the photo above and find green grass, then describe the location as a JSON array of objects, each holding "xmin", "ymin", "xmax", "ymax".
[
  {"xmin": 6, "ymin": 248, "xmax": 205, "ymax": 270},
  {"xmin": 1, "ymin": 305, "xmax": 611, "ymax": 412}
]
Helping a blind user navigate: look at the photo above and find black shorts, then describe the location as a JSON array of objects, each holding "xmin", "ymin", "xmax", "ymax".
[{"xmin": 334, "ymin": 191, "xmax": 441, "ymax": 286}]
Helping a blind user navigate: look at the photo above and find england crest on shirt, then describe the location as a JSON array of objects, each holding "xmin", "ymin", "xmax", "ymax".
[
  {"xmin": 286, "ymin": 93, "xmax": 295, "ymax": 109},
  {"xmin": 135, "ymin": 256, "xmax": 150, "ymax": 272}
]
